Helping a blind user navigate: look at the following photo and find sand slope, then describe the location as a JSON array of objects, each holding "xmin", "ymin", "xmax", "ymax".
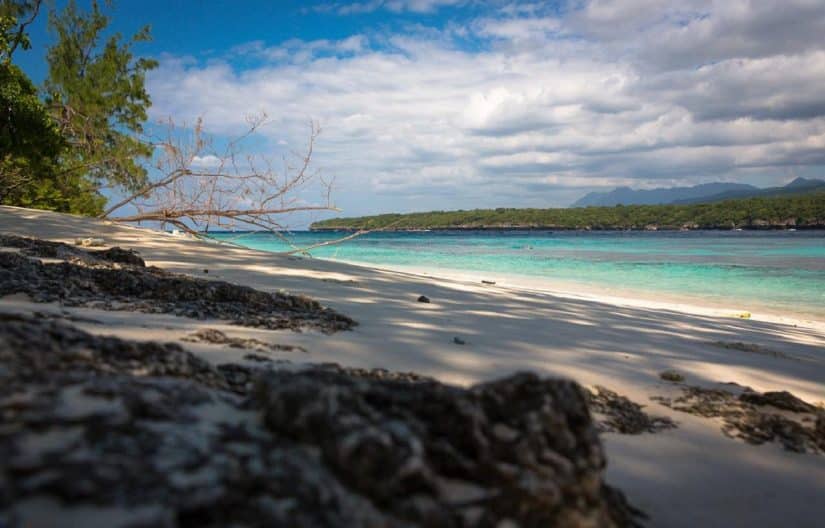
[{"xmin": 1, "ymin": 205, "xmax": 823, "ymax": 527}]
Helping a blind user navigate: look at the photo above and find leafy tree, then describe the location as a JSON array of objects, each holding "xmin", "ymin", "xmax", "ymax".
[
  {"xmin": 45, "ymin": 0, "xmax": 158, "ymax": 193},
  {"xmin": 2, "ymin": 0, "xmax": 157, "ymax": 214},
  {"xmin": 1, "ymin": 3, "xmax": 103, "ymax": 214}
]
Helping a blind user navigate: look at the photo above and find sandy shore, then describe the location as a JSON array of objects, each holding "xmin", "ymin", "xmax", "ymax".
[
  {"xmin": 2, "ymin": 205, "xmax": 824, "ymax": 527},
  {"xmin": 327, "ymin": 260, "xmax": 825, "ymax": 329}
]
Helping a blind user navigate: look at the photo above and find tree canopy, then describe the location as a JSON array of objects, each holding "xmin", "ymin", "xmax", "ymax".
[
  {"xmin": 0, "ymin": 0, "xmax": 156, "ymax": 215},
  {"xmin": 45, "ymin": 0, "xmax": 157, "ymax": 192},
  {"xmin": 1, "ymin": 3, "xmax": 102, "ymax": 214}
]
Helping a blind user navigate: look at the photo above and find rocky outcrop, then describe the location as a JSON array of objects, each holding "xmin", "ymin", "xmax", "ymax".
[
  {"xmin": 653, "ymin": 385, "xmax": 824, "ymax": 454},
  {"xmin": 587, "ymin": 386, "xmax": 676, "ymax": 434},
  {"xmin": 0, "ymin": 234, "xmax": 355, "ymax": 333},
  {"xmin": 182, "ymin": 328, "xmax": 307, "ymax": 353},
  {"xmin": 0, "ymin": 314, "xmax": 642, "ymax": 527}
]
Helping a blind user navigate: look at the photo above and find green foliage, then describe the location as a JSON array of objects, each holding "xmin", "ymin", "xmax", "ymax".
[
  {"xmin": 45, "ymin": 0, "xmax": 158, "ymax": 192},
  {"xmin": 0, "ymin": 1, "xmax": 38, "ymax": 61},
  {"xmin": 1, "ymin": 0, "xmax": 156, "ymax": 215},
  {"xmin": 311, "ymin": 192, "xmax": 825, "ymax": 231},
  {"xmin": 1, "ymin": 8, "xmax": 104, "ymax": 215}
]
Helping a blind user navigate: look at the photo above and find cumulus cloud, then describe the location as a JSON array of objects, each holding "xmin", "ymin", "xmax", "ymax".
[
  {"xmin": 313, "ymin": 0, "xmax": 464, "ymax": 15},
  {"xmin": 190, "ymin": 155, "xmax": 222, "ymax": 169},
  {"xmin": 147, "ymin": 0, "xmax": 825, "ymax": 216}
]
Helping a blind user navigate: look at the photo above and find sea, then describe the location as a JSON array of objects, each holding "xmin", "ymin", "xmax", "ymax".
[{"xmin": 211, "ymin": 230, "xmax": 825, "ymax": 320}]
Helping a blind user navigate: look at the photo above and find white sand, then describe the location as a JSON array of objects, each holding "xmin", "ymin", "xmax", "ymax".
[{"xmin": 1, "ymin": 205, "xmax": 824, "ymax": 527}]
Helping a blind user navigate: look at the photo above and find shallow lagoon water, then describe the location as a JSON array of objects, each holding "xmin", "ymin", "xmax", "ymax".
[{"xmin": 212, "ymin": 230, "xmax": 825, "ymax": 320}]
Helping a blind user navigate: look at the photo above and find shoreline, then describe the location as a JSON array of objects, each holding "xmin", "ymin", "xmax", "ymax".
[
  {"xmin": 309, "ymin": 225, "xmax": 825, "ymax": 232},
  {"xmin": 2, "ymin": 205, "xmax": 825, "ymax": 527},
  {"xmin": 209, "ymin": 229, "xmax": 825, "ymax": 326},
  {"xmin": 310, "ymin": 257, "xmax": 825, "ymax": 329}
]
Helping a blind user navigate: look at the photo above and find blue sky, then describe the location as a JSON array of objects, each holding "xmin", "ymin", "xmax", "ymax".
[
  {"xmin": 14, "ymin": 1, "xmax": 825, "ymax": 226},
  {"xmin": 18, "ymin": 0, "xmax": 493, "ymax": 80}
]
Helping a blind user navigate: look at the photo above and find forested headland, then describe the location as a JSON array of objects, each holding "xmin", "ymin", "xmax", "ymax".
[{"xmin": 311, "ymin": 191, "xmax": 825, "ymax": 231}]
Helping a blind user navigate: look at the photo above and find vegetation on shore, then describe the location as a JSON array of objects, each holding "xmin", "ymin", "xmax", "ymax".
[
  {"xmin": 2, "ymin": 1, "xmax": 333, "ymax": 234},
  {"xmin": 311, "ymin": 191, "xmax": 825, "ymax": 231},
  {"xmin": 1, "ymin": 0, "xmax": 156, "ymax": 215}
]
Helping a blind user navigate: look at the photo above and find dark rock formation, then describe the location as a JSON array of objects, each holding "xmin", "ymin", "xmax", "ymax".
[
  {"xmin": 91, "ymin": 246, "xmax": 147, "ymax": 267},
  {"xmin": 0, "ymin": 314, "xmax": 642, "ymax": 527},
  {"xmin": 0, "ymin": 235, "xmax": 355, "ymax": 334},
  {"xmin": 653, "ymin": 385, "xmax": 824, "ymax": 454},
  {"xmin": 586, "ymin": 386, "xmax": 676, "ymax": 435},
  {"xmin": 713, "ymin": 341, "xmax": 798, "ymax": 361},
  {"xmin": 0, "ymin": 234, "xmax": 143, "ymax": 266},
  {"xmin": 659, "ymin": 370, "xmax": 684, "ymax": 383},
  {"xmin": 182, "ymin": 328, "xmax": 307, "ymax": 354},
  {"xmin": 738, "ymin": 391, "xmax": 818, "ymax": 413}
]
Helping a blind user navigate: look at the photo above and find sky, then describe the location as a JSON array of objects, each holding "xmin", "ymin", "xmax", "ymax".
[{"xmin": 15, "ymin": 0, "xmax": 825, "ymax": 222}]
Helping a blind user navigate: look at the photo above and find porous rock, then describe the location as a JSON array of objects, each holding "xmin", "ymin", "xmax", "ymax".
[
  {"xmin": 182, "ymin": 328, "xmax": 307, "ymax": 353},
  {"xmin": 659, "ymin": 370, "xmax": 684, "ymax": 383},
  {"xmin": 738, "ymin": 390, "xmax": 818, "ymax": 413},
  {"xmin": 0, "ymin": 314, "xmax": 642, "ymax": 527},
  {"xmin": 653, "ymin": 385, "xmax": 824, "ymax": 454},
  {"xmin": 0, "ymin": 235, "xmax": 355, "ymax": 334},
  {"xmin": 587, "ymin": 386, "xmax": 676, "ymax": 434}
]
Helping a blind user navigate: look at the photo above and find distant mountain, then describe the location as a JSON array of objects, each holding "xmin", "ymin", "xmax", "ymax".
[
  {"xmin": 572, "ymin": 182, "xmax": 757, "ymax": 207},
  {"xmin": 672, "ymin": 177, "xmax": 825, "ymax": 204},
  {"xmin": 785, "ymin": 177, "xmax": 823, "ymax": 189}
]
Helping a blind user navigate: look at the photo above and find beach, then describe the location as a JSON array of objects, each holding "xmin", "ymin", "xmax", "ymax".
[
  {"xmin": 1, "ymin": 205, "xmax": 824, "ymax": 527},
  {"xmin": 213, "ymin": 229, "xmax": 825, "ymax": 324}
]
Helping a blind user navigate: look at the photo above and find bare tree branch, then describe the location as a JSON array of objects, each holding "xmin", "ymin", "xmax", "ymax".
[
  {"xmin": 282, "ymin": 229, "xmax": 368, "ymax": 255},
  {"xmin": 103, "ymin": 115, "xmax": 361, "ymax": 254},
  {"xmin": 281, "ymin": 218, "xmax": 405, "ymax": 255}
]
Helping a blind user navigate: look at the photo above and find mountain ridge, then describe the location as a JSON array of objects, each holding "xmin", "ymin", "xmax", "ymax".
[
  {"xmin": 672, "ymin": 177, "xmax": 825, "ymax": 205},
  {"xmin": 572, "ymin": 178, "xmax": 824, "ymax": 207},
  {"xmin": 572, "ymin": 182, "xmax": 757, "ymax": 207}
]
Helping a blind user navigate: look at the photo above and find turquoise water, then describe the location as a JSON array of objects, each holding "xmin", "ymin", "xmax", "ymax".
[{"xmin": 212, "ymin": 230, "xmax": 825, "ymax": 319}]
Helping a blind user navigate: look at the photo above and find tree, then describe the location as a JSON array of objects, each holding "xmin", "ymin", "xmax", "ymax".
[
  {"xmin": 1, "ymin": 0, "xmax": 40, "ymax": 61},
  {"xmin": 4, "ymin": 1, "xmax": 342, "ymax": 236},
  {"xmin": 1, "ymin": 1, "xmax": 50, "ymax": 202},
  {"xmin": 1, "ymin": 1, "xmax": 104, "ymax": 214},
  {"xmin": 45, "ymin": 0, "xmax": 158, "ymax": 193}
]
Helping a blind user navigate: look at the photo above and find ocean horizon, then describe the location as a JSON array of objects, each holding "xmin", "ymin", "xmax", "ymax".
[{"xmin": 212, "ymin": 229, "xmax": 825, "ymax": 321}]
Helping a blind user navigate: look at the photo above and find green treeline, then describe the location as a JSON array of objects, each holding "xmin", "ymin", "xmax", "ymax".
[
  {"xmin": 311, "ymin": 192, "xmax": 825, "ymax": 231},
  {"xmin": 1, "ymin": 0, "xmax": 155, "ymax": 215}
]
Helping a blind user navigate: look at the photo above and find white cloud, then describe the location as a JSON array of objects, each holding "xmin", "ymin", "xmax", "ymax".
[
  {"xmin": 385, "ymin": 0, "xmax": 464, "ymax": 13},
  {"xmin": 190, "ymin": 155, "xmax": 222, "ymax": 169},
  {"xmin": 147, "ymin": 0, "xmax": 825, "ymax": 216},
  {"xmin": 313, "ymin": 0, "xmax": 464, "ymax": 15}
]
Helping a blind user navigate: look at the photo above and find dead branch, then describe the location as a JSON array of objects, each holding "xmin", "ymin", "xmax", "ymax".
[
  {"xmin": 282, "ymin": 229, "xmax": 368, "ymax": 255},
  {"xmin": 103, "ymin": 115, "xmax": 341, "ymax": 237},
  {"xmin": 281, "ymin": 218, "xmax": 405, "ymax": 255}
]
